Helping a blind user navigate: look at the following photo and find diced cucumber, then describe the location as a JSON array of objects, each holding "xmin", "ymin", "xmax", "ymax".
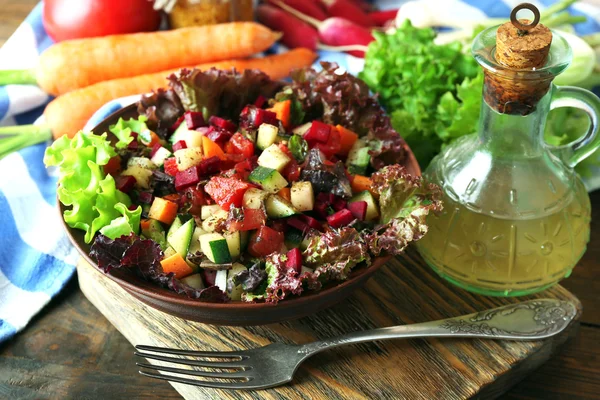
[
  {"xmin": 290, "ymin": 181, "xmax": 314, "ymax": 212},
  {"xmin": 350, "ymin": 190, "xmax": 380, "ymax": 222},
  {"xmin": 346, "ymin": 139, "xmax": 370, "ymax": 175},
  {"xmin": 164, "ymin": 246, "xmax": 177, "ymax": 258},
  {"xmin": 292, "ymin": 122, "xmax": 312, "ymax": 136},
  {"xmin": 121, "ymin": 166, "xmax": 153, "ymax": 189},
  {"xmin": 257, "ymin": 144, "xmax": 291, "ymax": 172},
  {"xmin": 284, "ymin": 228, "xmax": 304, "ymax": 249},
  {"xmin": 141, "ymin": 219, "xmax": 167, "ymax": 249},
  {"xmin": 127, "ymin": 157, "xmax": 157, "ymax": 170},
  {"xmin": 243, "ymin": 188, "xmax": 269, "ymax": 209},
  {"xmin": 166, "ymin": 214, "xmax": 192, "ymax": 241},
  {"xmin": 256, "ymin": 123, "xmax": 279, "ymax": 150},
  {"xmin": 167, "ymin": 219, "xmax": 195, "ymax": 257},
  {"xmin": 227, "ymin": 263, "xmax": 248, "ymax": 301},
  {"xmin": 181, "ymin": 273, "xmax": 205, "ymax": 290},
  {"xmin": 174, "ymin": 148, "xmax": 204, "ymax": 171},
  {"xmin": 215, "ymin": 269, "xmax": 228, "ymax": 292},
  {"xmin": 170, "ymin": 121, "xmax": 194, "ymax": 144},
  {"xmin": 201, "ymin": 204, "xmax": 223, "ymax": 220},
  {"xmin": 240, "ymin": 230, "xmax": 249, "ymax": 251},
  {"xmin": 200, "ymin": 233, "xmax": 232, "ymax": 263},
  {"xmin": 187, "ymin": 226, "xmax": 206, "ymax": 256},
  {"xmin": 300, "ymin": 236, "xmax": 311, "ymax": 251},
  {"xmin": 248, "ymin": 166, "xmax": 288, "ymax": 193},
  {"xmin": 265, "ymin": 195, "xmax": 297, "ymax": 219},
  {"xmin": 224, "ymin": 231, "xmax": 241, "ymax": 260},
  {"xmin": 201, "ymin": 210, "xmax": 229, "ymax": 232},
  {"xmin": 150, "ymin": 147, "xmax": 172, "ymax": 167}
]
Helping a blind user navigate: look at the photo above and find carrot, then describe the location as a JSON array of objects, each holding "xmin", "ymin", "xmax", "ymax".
[
  {"xmin": 268, "ymin": 100, "xmax": 292, "ymax": 129},
  {"xmin": 148, "ymin": 197, "xmax": 178, "ymax": 225},
  {"xmin": 351, "ymin": 175, "xmax": 374, "ymax": 194},
  {"xmin": 335, "ymin": 125, "xmax": 359, "ymax": 156},
  {"xmin": 278, "ymin": 187, "xmax": 292, "ymax": 202},
  {"xmin": 140, "ymin": 219, "xmax": 152, "ymax": 232},
  {"xmin": 0, "ymin": 23, "xmax": 281, "ymax": 96},
  {"xmin": 40, "ymin": 49, "xmax": 316, "ymax": 139},
  {"xmin": 202, "ymin": 136, "xmax": 227, "ymax": 160},
  {"xmin": 160, "ymin": 253, "xmax": 194, "ymax": 279}
]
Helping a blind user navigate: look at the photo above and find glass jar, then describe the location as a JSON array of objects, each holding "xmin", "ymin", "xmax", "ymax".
[
  {"xmin": 416, "ymin": 23, "xmax": 600, "ymax": 296},
  {"xmin": 169, "ymin": 0, "xmax": 254, "ymax": 28}
]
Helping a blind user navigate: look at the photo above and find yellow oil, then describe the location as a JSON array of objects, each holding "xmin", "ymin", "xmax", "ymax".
[{"xmin": 417, "ymin": 180, "xmax": 591, "ymax": 296}]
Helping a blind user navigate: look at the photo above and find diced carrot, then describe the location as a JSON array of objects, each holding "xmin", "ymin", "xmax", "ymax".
[
  {"xmin": 160, "ymin": 253, "xmax": 194, "ymax": 279},
  {"xmin": 103, "ymin": 155, "xmax": 122, "ymax": 176},
  {"xmin": 351, "ymin": 175, "xmax": 374, "ymax": 195},
  {"xmin": 268, "ymin": 99, "xmax": 292, "ymax": 129},
  {"xmin": 278, "ymin": 187, "xmax": 291, "ymax": 202},
  {"xmin": 140, "ymin": 130, "xmax": 161, "ymax": 147},
  {"xmin": 140, "ymin": 219, "xmax": 152, "ymax": 232},
  {"xmin": 148, "ymin": 197, "xmax": 179, "ymax": 225},
  {"xmin": 202, "ymin": 136, "xmax": 227, "ymax": 160},
  {"xmin": 335, "ymin": 125, "xmax": 359, "ymax": 156}
]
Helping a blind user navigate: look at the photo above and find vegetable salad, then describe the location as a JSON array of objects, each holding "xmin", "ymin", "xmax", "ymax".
[{"xmin": 46, "ymin": 63, "xmax": 441, "ymax": 303}]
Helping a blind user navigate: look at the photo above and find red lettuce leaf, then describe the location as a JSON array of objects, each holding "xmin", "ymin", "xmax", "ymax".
[
  {"xmin": 300, "ymin": 149, "xmax": 352, "ymax": 198},
  {"xmin": 138, "ymin": 89, "xmax": 184, "ymax": 138},
  {"xmin": 89, "ymin": 234, "xmax": 136, "ymax": 273}
]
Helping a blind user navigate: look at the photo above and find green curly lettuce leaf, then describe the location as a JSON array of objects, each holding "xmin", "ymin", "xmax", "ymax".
[
  {"xmin": 99, "ymin": 203, "xmax": 142, "ymax": 240},
  {"xmin": 44, "ymin": 131, "xmax": 132, "ymax": 243},
  {"xmin": 108, "ymin": 116, "xmax": 149, "ymax": 149},
  {"xmin": 367, "ymin": 165, "xmax": 443, "ymax": 256}
]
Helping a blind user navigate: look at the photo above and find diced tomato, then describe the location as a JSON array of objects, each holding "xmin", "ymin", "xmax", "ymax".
[
  {"xmin": 248, "ymin": 226, "xmax": 284, "ymax": 257},
  {"xmin": 228, "ymin": 208, "xmax": 266, "ymax": 232},
  {"xmin": 227, "ymin": 132, "xmax": 255, "ymax": 158},
  {"xmin": 220, "ymin": 153, "xmax": 246, "ymax": 171},
  {"xmin": 282, "ymin": 158, "xmax": 301, "ymax": 182},
  {"xmin": 163, "ymin": 157, "xmax": 178, "ymax": 176},
  {"xmin": 314, "ymin": 127, "xmax": 341, "ymax": 158},
  {"xmin": 181, "ymin": 186, "xmax": 206, "ymax": 216},
  {"xmin": 204, "ymin": 176, "xmax": 251, "ymax": 211}
]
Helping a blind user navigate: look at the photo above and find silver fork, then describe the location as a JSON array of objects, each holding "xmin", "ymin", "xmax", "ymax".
[{"xmin": 134, "ymin": 299, "xmax": 576, "ymax": 390}]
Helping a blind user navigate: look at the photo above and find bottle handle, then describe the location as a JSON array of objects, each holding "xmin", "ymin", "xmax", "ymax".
[{"xmin": 548, "ymin": 85, "xmax": 600, "ymax": 169}]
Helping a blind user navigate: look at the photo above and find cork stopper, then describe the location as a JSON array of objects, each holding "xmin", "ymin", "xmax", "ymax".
[{"xmin": 496, "ymin": 4, "xmax": 552, "ymax": 69}]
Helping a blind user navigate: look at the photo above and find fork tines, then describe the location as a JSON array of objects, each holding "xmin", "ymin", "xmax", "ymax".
[{"xmin": 134, "ymin": 345, "xmax": 254, "ymax": 390}]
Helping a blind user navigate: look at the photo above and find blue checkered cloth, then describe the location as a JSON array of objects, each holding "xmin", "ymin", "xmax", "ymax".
[{"xmin": 1, "ymin": 0, "xmax": 599, "ymax": 343}]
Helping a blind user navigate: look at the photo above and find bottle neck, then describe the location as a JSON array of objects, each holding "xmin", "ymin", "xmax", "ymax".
[{"xmin": 478, "ymin": 88, "xmax": 552, "ymax": 156}]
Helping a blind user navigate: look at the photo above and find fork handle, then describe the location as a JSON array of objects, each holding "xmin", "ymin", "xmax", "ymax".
[{"xmin": 296, "ymin": 299, "xmax": 576, "ymax": 357}]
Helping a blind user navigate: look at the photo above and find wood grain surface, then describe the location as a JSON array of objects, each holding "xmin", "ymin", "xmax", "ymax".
[
  {"xmin": 0, "ymin": 2, "xmax": 599, "ymax": 399},
  {"xmin": 77, "ymin": 248, "xmax": 580, "ymax": 400}
]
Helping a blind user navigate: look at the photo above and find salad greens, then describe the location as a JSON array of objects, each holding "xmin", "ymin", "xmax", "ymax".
[{"xmin": 361, "ymin": 19, "xmax": 600, "ymax": 174}]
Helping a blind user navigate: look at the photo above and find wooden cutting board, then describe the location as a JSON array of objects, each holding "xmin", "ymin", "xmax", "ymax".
[{"xmin": 77, "ymin": 247, "xmax": 581, "ymax": 400}]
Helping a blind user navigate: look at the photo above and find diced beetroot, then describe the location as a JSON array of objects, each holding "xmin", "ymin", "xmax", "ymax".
[
  {"xmin": 128, "ymin": 204, "xmax": 139, "ymax": 211},
  {"xmin": 130, "ymin": 132, "xmax": 139, "ymax": 141},
  {"xmin": 199, "ymin": 156, "xmax": 221, "ymax": 176},
  {"xmin": 301, "ymin": 215, "xmax": 323, "ymax": 231},
  {"xmin": 332, "ymin": 197, "xmax": 347, "ymax": 211},
  {"xmin": 202, "ymin": 269, "xmax": 217, "ymax": 287},
  {"xmin": 169, "ymin": 115, "xmax": 185, "ymax": 134},
  {"xmin": 327, "ymin": 209, "xmax": 355, "ymax": 228},
  {"xmin": 239, "ymin": 105, "xmax": 279, "ymax": 129},
  {"xmin": 149, "ymin": 142, "xmax": 163, "ymax": 157},
  {"xmin": 163, "ymin": 157, "xmax": 178, "ymax": 176},
  {"xmin": 347, "ymin": 201, "xmax": 367, "ymax": 221},
  {"xmin": 184, "ymin": 111, "xmax": 206, "ymax": 129},
  {"xmin": 304, "ymin": 121, "xmax": 331, "ymax": 143},
  {"xmin": 287, "ymin": 216, "xmax": 308, "ymax": 233},
  {"xmin": 127, "ymin": 140, "xmax": 139, "ymax": 151},
  {"xmin": 206, "ymin": 126, "xmax": 233, "ymax": 144},
  {"xmin": 286, "ymin": 248, "xmax": 302, "ymax": 274},
  {"xmin": 209, "ymin": 116, "xmax": 237, "ymax": 133},
  {"xmin": 254, "ymin": 95, "xmax": 266, "ymax": 108},
  {"xmin": 175, "ymin": 166, "xmax": 201, "ymax": 191},
  {"xmin": 138, "ymin": 191, "xmax": 154, "ymax": 204},
  {"xmin": 262, "ymin": 109, "xmax": 279, "ymax": 126},
  {"xmin": 115, "ymin": 175, "xmax": 136, "ymax": 193},
  {"xmin": 172, "ymin": 140, "xmax": 187, "ymax": 152},
  {"xmin": 314, "ymin": 201, "xmax": 330, "ymax": 218}
]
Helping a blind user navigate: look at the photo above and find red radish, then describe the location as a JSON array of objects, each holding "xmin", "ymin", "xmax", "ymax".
[
  {"xmin": 319, "ymin": 0, "xmax": 374, "ymax": 27},
  {"xmin": 369, "ymin": 8, "xmax": 399, "ymax": 27},
  {"xmin": 347, "ymin": 201, "xmax": 367, "ymax": 221},
  {"xmin": 286, "ymin": 248, "xmax": 303, "ymax": 273},
  {"xmin": 272, "ymin": 0, "xmax": 372, "ymax": 57},
  {"xmin": 267, "ymin": 0, "xmax": 327, "ymax": 21},
  {"xmin": 256, "ymin": 4, "xmax": 319, "ymax": 50},
  {"xmin": 347, "ymin": 0, "xmax": 373, "ymax": 12},
  {"xmin": 172, "ymin": 140, "xmax": 187, "ymax": 152},
  {"xmin": 327, "ymin": 209, "xmax": 355, "ymax": 228}
]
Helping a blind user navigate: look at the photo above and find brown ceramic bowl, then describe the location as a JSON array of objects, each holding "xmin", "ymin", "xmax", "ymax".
[{"xmin": 61, "ymin": 104, "xmax": 421, "ymax": 325}]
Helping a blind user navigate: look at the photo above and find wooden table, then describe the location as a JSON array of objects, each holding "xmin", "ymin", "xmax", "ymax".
[{"xmin": 0, "ymin": 1, "xmax": 599, "ymax": 399}]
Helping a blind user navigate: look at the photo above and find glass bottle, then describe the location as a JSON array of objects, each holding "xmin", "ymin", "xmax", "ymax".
[{"xmin": 416, "ymin": 12, "xmax": 600, "ymax": 296}]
